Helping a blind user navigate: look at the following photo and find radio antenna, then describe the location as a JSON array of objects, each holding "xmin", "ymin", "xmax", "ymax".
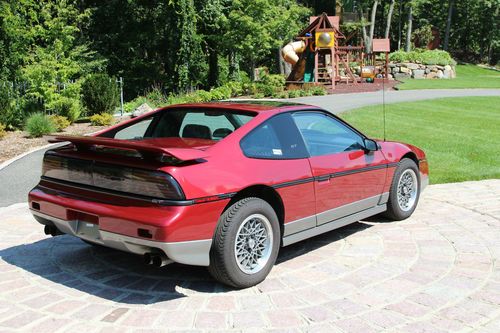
[{"xmin": 382, "ymin": 70, "xmax": 387, "ymax": 142}]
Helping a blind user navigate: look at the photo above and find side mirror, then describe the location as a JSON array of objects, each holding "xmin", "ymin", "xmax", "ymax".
[{"xmin": 363, "ymin": 138, "xmax": 379, "ymax": 152}]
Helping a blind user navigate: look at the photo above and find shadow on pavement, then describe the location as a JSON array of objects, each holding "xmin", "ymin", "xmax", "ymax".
[{"xmin": 0, "ymin": 221, "xmax": 373, "ymax": 305}]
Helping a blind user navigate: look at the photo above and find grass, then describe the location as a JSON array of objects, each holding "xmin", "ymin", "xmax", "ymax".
[
  {"xmin": 396, "ymin": 64, "xmax": 500, "ymax": 90},
  {"xmin": 340, "ymin": 96, "xmax": 500, "ymax": 184}
]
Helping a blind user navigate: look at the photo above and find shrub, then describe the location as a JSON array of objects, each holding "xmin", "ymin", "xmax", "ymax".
[
  {"xmin": 49, "ymin": 115, "xmax": 70, "ymax": 132},
  {"xmin": 272, "ymin": 91, "xmax": 289, "ymax": 99},
  {"xmin": 309, "ymin": 86, "xmax": 327, "ymax": 96},
  {"xmin": 90, "ymin": 113, "xmax": 114, "ymax": 126},
  {"xmin": 0, "ymin": 123, "xmax": 6, "ymax": 139},
  {"xmin": 288, "ymin": 89, "xmax": 305, "ymax": 98},
  {"xmin": 256, "ymin": 83, "xmax": 276, "ymax": 97},
  {"xmin": 145, "ymin": 87, "xmax": 167, "ymax": 107},
  {"xmin": 261, "ymin": 74, "xmax": 286, "ymax": 89},
  {"xmin": 389, "ymin": 49, "xmax": 456, "ymax": 66},
  {"xmin": 82, "ymin": 74, "xmax": 119, "ymax": 115},
  {"xmin": 210, "ymin": 86, "xmax": 232, "ymax": 100},
  {"xmin": 0, "ymin": 85, "xmax": 25, "ymax": 130},
  {"xmin": 223, "ymin": 81, "xmax": 244, "ymax": 96},
  {"xmin": 193, "ymin": 90, "xmax": 213, "ymax": 103},
  {"xmin": 51, "ymin": 96, "xmax": 81, "ymax": 123},
  {"xmin": 25, "ymin": 113, "xmax": 56, "ymax": 138}
]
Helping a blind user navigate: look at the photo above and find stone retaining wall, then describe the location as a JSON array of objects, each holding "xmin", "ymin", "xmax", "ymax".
[{"xmin": 389, "ymin": 63, "xmax": 456, "ymax": 80}]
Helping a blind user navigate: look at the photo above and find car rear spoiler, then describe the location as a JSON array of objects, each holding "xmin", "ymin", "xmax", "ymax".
[{"xmin": 48, "ymin": 135, "xmax": 208, "ymax": 163}]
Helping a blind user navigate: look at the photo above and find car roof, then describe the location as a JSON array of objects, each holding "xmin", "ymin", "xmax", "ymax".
[{"xmin": 165, "ymin": 100, "xmax": 318, "ymax": 113}]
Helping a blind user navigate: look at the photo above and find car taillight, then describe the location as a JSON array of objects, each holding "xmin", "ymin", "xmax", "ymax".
[{"xmin": 42, "ymin": 154, "xmax": 185, "ymax": 200}]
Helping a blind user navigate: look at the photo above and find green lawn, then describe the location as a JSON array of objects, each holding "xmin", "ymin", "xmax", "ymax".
[
  {"xmin": 396, "ymin": 64, "xmax": 500, "ymax": 90},
  {"xmin": 340, "ymin": 96, "xmax": 500, "ymax": 184}
]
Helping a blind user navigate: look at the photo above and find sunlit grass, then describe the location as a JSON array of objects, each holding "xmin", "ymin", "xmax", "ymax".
[
  {"xmin": 396, "ymin": 64, "xmax": 500, "ymax": 90},
  {"xmin": 340, "ymin": 96, "xmax": 500, "ymax": 184}
]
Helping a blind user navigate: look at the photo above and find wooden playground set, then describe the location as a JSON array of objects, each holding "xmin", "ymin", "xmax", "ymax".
[{"xmin": 282, "ymin": 13, "xmax": 391, "ymax": 91}]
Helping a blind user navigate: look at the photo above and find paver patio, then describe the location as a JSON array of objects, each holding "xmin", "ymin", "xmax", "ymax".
[{"xmin": 0, "ymin": 179, "xmax": 499, "ymax": 332}]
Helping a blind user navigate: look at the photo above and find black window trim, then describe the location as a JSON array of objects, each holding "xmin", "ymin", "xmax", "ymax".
[
  {"xmin": 239, "ymin": 108, "xmax": 373, "ymax": 160},
  {"xmin": 99, "ymin": 107, "xmax": 257, "ymax": 139},
  {"xmin": 239, "ymin": 111, "xmax": 310, "ymax": 160},
  {"xmin": 291, "ymin": 109, "xmax": 369, "ymax": 157}
]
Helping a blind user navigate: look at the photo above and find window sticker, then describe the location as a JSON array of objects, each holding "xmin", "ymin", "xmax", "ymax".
[{"xmin": 272, "ymin": 149, "xmax": 283, "ymax": 156}]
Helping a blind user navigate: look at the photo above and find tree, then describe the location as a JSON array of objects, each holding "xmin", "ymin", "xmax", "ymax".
[
  {"xmin": 385, "ymin": 0, "xmax": 396, "ymax": 38},
  {"xmin": 443, "ymin": 0, "xmax": 454, "ymax": 50},
  {"xmin": 405, "ymin": 2, "xmax": 413, "ymax": 52},
  {"xmin": 368, "ymin": 0, "xmax": 379, "ymax": 51}
]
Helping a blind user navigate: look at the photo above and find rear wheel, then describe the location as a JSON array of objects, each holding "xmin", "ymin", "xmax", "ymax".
[
  {"xmin": 208, "ymin": 197, "xmax": 280, "ymax": 288},
  {"xmin": 384, "ymin": 158, "xmax": 420, "ymax": 220}
]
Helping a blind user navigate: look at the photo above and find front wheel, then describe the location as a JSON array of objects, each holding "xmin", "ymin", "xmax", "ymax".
[
  {"xmin": 208, "ymin": 197, "xmax": 280, "ymax": 288},
  {"xmin": 384, "ymin": 158, "xmax": 420, "ymax": 220}
]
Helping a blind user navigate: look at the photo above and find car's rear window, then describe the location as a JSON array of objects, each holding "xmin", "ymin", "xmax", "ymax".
[{"xmin": 109, "ymin": 109, "xmax": 255, "ymax": 141}]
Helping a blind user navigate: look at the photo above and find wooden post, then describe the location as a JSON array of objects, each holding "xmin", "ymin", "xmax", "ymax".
[
  {"xmin": 331, "ymin": 47, "xmax": 336, "ymax": 89},
  {"xmin": 385, "ymin": 52, "xmax": 389, "ymax": 81},
  {"xmin": 314, "ymin": 51, "xmax": 319, "ymax": 84}
]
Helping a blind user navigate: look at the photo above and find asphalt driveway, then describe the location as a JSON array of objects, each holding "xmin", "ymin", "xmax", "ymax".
[
  {"xmin": 0, "ymin": 180, "xmax": 499, "ymax": 331},
  {"xmin": 0, "ymin": 88, "xmax": 499, "ymax": 207}
]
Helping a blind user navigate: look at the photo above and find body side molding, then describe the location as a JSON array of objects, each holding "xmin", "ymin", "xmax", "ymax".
[{"xmin": 282, "ymin": 204, "xmax": 387, "ymax": 247}]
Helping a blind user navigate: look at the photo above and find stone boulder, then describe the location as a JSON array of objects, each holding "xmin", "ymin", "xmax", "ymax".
[
  {"xmin": 405, "ymin": 63, "xmax": 420, "ymax": 70},
  {"xmin": 427, "ymin": 72, "xmax": 438, "ymax": 79},
  {"xmin": 394, "ymin": 72, "xmax": 411, "ymax": 80},
  {"xmin": 413, "ymin": 70, "xmax": 425, "ymax": 79},
  {"xmin": 400, "ymin": 67, "xmax": 411, "ymax": 74},
  {"xmin": 131, "ymin": 103, "xmax": 153, "ymax": 118}
]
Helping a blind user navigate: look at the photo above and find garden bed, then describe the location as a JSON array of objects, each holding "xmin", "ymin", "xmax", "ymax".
[{"xmin": 0, "ymin": 119, "xmax": 124, "ymax": 164}]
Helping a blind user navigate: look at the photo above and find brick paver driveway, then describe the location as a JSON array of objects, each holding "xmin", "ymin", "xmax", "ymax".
[{"xmin": 1, "ymin": 180, "xmax": 499, "ymax": 332}]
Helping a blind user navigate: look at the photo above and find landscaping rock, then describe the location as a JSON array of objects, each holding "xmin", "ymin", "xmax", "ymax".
[
  {"xmin": 425, "ymin": 68, "xmax": 431, "ymax": 74},
  {"xmin": 394, "ymin": 72, "xmax": 410, "ymax": 80},
  {"xmin": 413, "ymin": 69, "xmax": 425, "ymax": 79},
  {"xmin": 444, "ymin": 65, "xmax": 452, "ymax": 71},
  {"xmin": 131, "ymin": 103, "xmax": 153, "ymax": 118},
  {"xmin": 427, "ymin": 72, "xmax": 438, "ymax": 79},
  {"xmin": 443, "ymin": 69, "xmax": 451, "ymax": 79},
  {"xmin": 400, "ymin": 67, "xmax": 411, "ymax": 74},
  {"xmin": 437, "ymin": 70, "xmax": 444, "ymax": 78},
  {"xmin": 406, "ymin": 63, "xmax": 419, "ymax": 70},
  {"xmin": 392, "ymin": 67, "xmax": 400, "ymax": 73}
]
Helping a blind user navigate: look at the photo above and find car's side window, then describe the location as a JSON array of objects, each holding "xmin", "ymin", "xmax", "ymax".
[
  {"xmin": 240, "ymin": 113, "xmax": 309, "ymax": 159},
  {"xmin": 292, "ymin": 112, "xmax": 365, "ymax": 156},
  {"xmin": 114, "ymin": 117, "xmax": 154, "ymax": 140}
]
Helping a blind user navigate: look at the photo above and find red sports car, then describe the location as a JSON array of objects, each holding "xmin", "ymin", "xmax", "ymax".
[{"xmin": 29, "ymin": 101, "xmax": 428, "ymax": 288}]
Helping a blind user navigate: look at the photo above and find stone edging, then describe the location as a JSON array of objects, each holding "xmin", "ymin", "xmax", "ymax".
[{"xmin": 389, "ymin": 62, "xmax": 456, "ymax": 80}]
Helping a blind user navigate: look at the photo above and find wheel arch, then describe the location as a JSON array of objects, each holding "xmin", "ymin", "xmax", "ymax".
[
  {"xmin": 401, "ymin": 152, "xmax": 419, "ymax": 167},
  {"xmin": 223, "ymin": 185, "xmax": 285, "ymax": 237}
]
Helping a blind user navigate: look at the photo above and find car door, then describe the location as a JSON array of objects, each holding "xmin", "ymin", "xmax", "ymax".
[{"xmin": 291, "ymin": 111, "xmax": 387, "ymax": 226}]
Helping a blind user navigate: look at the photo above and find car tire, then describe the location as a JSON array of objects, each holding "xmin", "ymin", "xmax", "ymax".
[
  {"xmin": 384, "ymin": 158, "xmax": 420, "ymax": 221},
  {"xmin": 208, "ymin": 197, "xmax": 280, "ymax": 288}
]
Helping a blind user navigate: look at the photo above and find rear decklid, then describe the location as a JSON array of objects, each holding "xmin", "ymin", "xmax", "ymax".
[{"xmin": 48, "ymin": 135, "xmax": 209, "ymax": 163}]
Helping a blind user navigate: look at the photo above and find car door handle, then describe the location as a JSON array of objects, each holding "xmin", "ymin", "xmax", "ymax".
[{"xmin": 316, "ymin": 175, "xmax": 331, "ymax": 182}]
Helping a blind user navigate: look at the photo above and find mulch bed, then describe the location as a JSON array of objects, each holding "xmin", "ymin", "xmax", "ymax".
[
  {"xmin": 0, "ymin": 118, "xmax": 128, "ymax": 165},
  {"xmin": 326, "ymin": 80, "xmax": 400, "ymax": 94}
]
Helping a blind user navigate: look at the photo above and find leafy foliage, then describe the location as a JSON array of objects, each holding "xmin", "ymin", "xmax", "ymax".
[
  {"xmin": 25, "ymin": 113, "xmax": 56, "ymax": 138},
  {"xmin": 89, "ymin": 113, "xmax": 114, "ymax": 126},
  {"xmin": 81, "ymin": 74, "xmax": 119, "ymax": 115},
  {"xmin": 52, "ymin": 96, "xmax": 81, "ymax": 123},
  {"xmin": 0, "ymin": 123, "xmax": 6, "ymax": 139},
  {"xmin": 390, "ymin": 49, "xmax": 457, "ymax": 66},
  {"xmin": 48, "ymin": 115, "xmax": 70, "ymax": 132}
]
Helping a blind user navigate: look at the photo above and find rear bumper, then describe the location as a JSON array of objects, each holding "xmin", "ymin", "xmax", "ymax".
[
  {"xmin": 420, "ymin": 172, "xmax": 429, "ymax": 192},
  {"xmin": 32, "ymin": 210, "xmax": 212, "ymax": 266}
]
